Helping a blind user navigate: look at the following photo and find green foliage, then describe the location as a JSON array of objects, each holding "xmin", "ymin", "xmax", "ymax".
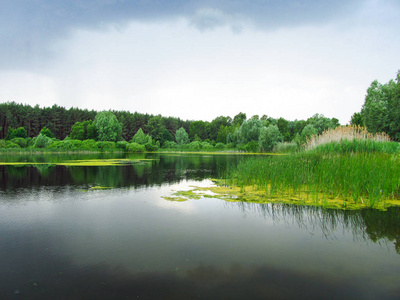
[
  {"xmin": 201, "ymin": 142, "xmax": 213, "ymax": 150},
  {"xmin": 34, "ymin": 133, "xmax": 53, "ymax": 148},
  {"xmin": 145, "ymin": 142, "xmax": 159, "ymax": 152},
  {"xmin": 5, "ymin": 141, "xmax": 21, "ymax": 148},
  {"xmin": 239, "ymin": 141, "xmax": 259, "ymax": 152},
  {"xmin": 360, "ymin": 71, "xmax": 400, "ymax": 140},
  {"xmin": 185, "ymin": 141, "xmax": 202, "ymax": 151},
  {"xmin": 80, "ymin": 139, "xmax": 98, "ymax": 150},
  {"xmin": 350, "ymin": 112, "xmax": 363, "ymax": 126},
  {"xmin": 95, "ymin": 111, "xmax": 122, "ymax": 142},
  {"xmin": 116, "ymin": 141, "xmax": 129, "ymax": 151},
  {"xmin": 162, "ymin": 141, "xmax": 178, "ymax": 149},
  {"xmin": 95, "ymin": 141, "xmax": 117, "ymax": 151},
  {"xmin": 233, "ymin": 112, "xmax": 246, "ymax": 126},
  {"xmin": 215, "ymin": 142, "xmax": 226, "ymax": 150},
  {"xmin": 39, "ymin": 126, "xmax": 54, "ymax": 138},
  {"xmin": 132, "ymin": 128, "xmax": 150, "ymax": 145},
  {"xmin": 146, "ymin": 116, "xmax": 165, "ymax": 143},
  {"xmin": 6, "ymin": 127, "xmax": 27, "ymax": 140},
  {"xmin": 306, "ymin": 114, "xmax": 338, "ymax": 135},
  {"xmin": 10, "ymin": 138, "xmax": 29, "ymax": 148},
  {"xmin": 127, "ymin": 142, "xmax": 146, "ymax": 153},
  {"xmin": 258, "ymin": 125, "xmax": 283, "ymax": 152},
  {"xmin": 70, "ymin": 120, "xmax": 97, "ymax": 140},
  {"xmin": 189, "ymin": 121, "xmax": 207, "ymax": 141},
  {"xmin": 239, "ymin": 118, "xmax": 263, "ymax": 145},
  {"xmin": 296, "ymin": 124, "xmax": 318, "ymax": 146},
  {"xmin": 175, "ymin": 127, "xmax": 189, "ymax": 145}
]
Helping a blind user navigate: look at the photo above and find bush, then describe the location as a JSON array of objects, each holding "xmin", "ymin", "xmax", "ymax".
[
  {"xmin": 5, "ymin": 141, "xmax": 20, "ymax": 148},
  {"xmin": 215, "ymin": 143, "xmax": 226, "ymax": 150},
  {"xmin": 127, "ymin": 142, "xmax": 146, "ymax": 153},
  {"xmin": 162, "ymin": 141, "xmax": 178, "ymax": 149},
  {"xmin": 240, "ymin": 141, "xmax": 259, "ymax": 152},
  {"xmin": 80, "ymin": 139, "xmax": 98, "ymax": 150},
  {"xmin": 117, "ymin": 141, "xmax": 129, "ymax": 151},
  {"xmin": 201, "ymin": 142, "xmax": 214, "ymax": 150},
  {"xmin": 96, "ymin": 141, "xmax": 116, "ymax": 150},
  {"xmin": 34, "ymin": 134, "xmax": 53, "ymax": 148},
  {"xmin": 185, "ymin": 141, "xmax": 201, "ymax": 151},
  {"xmin": 10, "ymin": 138, "xmax": 28, "ymax": 148},
  {"xmin": 145, "ymin": 143, "xmax": 159, "ymax": 152}
]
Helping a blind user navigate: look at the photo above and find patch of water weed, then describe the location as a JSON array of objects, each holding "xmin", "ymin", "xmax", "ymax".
[{"xmin": 0, "ymin": 158, "xmax": 154, "ymax": 167}]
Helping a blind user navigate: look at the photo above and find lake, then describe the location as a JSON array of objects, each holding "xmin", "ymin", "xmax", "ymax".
[{"xmin": 0, "ymin": 153, "xmax": 399, "ymax": 299}]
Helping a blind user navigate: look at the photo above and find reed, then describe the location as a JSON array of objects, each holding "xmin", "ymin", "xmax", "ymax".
[
  {"xmin": 305, "ymin": 125, "xmax": 392, "ymax": 151},
  {"xmin": 224, "ymin": 152, "xmax": 400, "ymax": 210}
]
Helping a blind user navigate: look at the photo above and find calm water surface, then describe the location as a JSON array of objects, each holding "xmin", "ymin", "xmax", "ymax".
[{"xmin": 0, "ymin": 153, "xmax": 399, "ymax": 299}]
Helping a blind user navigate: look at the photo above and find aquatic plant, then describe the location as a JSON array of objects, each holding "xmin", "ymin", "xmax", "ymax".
[
  {"xmin": 223, "ymin": 152, "xmax": 400, "ymax": 210},
  {"xmin": 305, "ymin": 125, "xmax": 391, "ymax": 151}
]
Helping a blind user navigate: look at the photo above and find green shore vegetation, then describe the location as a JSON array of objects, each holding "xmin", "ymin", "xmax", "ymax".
[{"xmin": 1, "ymin": 70, "xmax": 400, "ymax": 210}]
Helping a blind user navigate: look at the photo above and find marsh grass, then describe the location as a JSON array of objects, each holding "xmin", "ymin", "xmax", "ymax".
[
  {"xmin": 305, "ymin": 125, "xmax": 394, "ymax": 153},
  {"xmin": 224, "ymin": 152, "xmax": 400, "ymax": 210}
]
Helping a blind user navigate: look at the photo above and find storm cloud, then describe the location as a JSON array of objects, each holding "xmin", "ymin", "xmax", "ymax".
[{"xmin": 0, "ymin": 0, "xmax": 367, "ymax": 69}]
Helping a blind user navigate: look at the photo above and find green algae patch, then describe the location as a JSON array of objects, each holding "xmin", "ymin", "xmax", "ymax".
[
  {"xmin": 0, "ymin": 158, "xmax": 154, "ymax": 167},
  {"xmin": 162, "ymin": 196, "xmax": 188, "ymax": 202},
  {"xmin": 165, "ymin": 179, "xmax": 400, "ymax": 211},
  {"xmin": 58, "ymin": 158, "xmax": 153, "ymax": 167}
]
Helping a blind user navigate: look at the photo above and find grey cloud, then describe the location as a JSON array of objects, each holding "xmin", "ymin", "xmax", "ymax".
[{"xmin": 0, "ymin": 0, "xmax": 381, "ymax": 69}]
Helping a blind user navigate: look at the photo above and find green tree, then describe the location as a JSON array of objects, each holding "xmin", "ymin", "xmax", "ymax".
[
  {"xmin": 239, "ymin": 118, "xmax": 263, "ymax": 145},
  {"xmin": 350, "ymin": 112, "xmax": 363, "ymax": 126},
  {"xmin": 94, "ymin": 111, "xmax": 122, "ymax": 142},
  {"xmin": 175, "ymin": 127, "xmax": 189, "ymax": 145},
  {"xmin": 132, "ymin": 128, "xmax": 150, "ymax": 145},
  {"xmin": 5, "ymin": 127, "xmax": 27, "ymax": 140},
  {"xmin": 189, "ymin": 121, "xmax": 207, "ymax": 141},
  {"xmin": 146, "ymin": 116, "xmax": 165, "ymax": 143},
  {"xmin": 233, "ymin": 112, "xmax": 247, "ymax": 126},
  {"xmin": 259, "ymin": 125, "xmax": 283, "ymax": 152},
  {"xmin": 39, "ymin": 126, "xmax": 54, "ymax": 138}
]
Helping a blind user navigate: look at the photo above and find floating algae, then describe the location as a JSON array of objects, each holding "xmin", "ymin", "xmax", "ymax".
[
  {"xmin": 163, "ymin": 179, "xmax": 400, "ymax": 211},
  {"xmin": 0, "ymin": 158, "xmax": 154, "ymax": 167}
]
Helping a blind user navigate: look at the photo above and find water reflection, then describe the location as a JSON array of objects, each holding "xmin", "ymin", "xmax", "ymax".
[
  {"xmin": 230, "ymin": 201, "xmax": 400, "ymax": 254},
  {"xmin": 0, "ymin": 153, "xmax": 237, "ymax": 192},
  {"xmin": 1, "ymin": 153, "xmax": 400, "ymax": 299}
]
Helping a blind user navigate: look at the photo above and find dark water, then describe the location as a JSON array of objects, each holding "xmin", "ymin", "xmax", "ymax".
[{"xmin": 0, "ymin": 153, "xmax": 399, "ymax": 299}]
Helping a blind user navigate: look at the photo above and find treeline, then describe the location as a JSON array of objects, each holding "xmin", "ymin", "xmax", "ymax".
[
  {"xmin": 351, "ymin": 70, "xmax": 400, "ymax": 141},
  {"xmin": 0, "ymin": 102, "xmax": 339, "ymax": 150}
]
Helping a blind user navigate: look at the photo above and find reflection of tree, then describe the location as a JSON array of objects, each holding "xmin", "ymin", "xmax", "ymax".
[{"xmin": 230, "ymin": 201, "xmax": 400, "ymax": 254}]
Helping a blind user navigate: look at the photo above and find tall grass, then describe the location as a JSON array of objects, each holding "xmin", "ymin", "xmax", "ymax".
[
  {"xmin": 305, "ymin": 125, "xmax": 393, "ymax": 152},
  {"xmin": 224, "ymin": 152, "xmax": 400, "ymax": 209}
]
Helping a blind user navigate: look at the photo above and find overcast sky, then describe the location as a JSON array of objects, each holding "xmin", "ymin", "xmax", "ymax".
[{"xmin": 1, "ymin": 0, "xmax": 399, "ymax": 124}]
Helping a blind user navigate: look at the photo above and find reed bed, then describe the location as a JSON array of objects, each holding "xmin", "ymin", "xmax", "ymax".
[
  {"xmin": 305, "ymin": 126, "xmax": 391, "ymax": 151},
  {"xmin": 224, "ymin": 152, "xmax": 400, "ymax": 210}
]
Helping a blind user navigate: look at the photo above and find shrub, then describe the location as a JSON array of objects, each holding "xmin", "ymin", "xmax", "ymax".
[
  {"xmin": 10, "ymin": 138, "xmax": 28, "ymax": 148},
  {"xmin": 5, "ymin": 141, "xmax": 20, "ymax": 148},
  {"xmin": 96, "ymin": 141, "xmax": 116, "ymax": 150},
  {"xmin": 201, "ymin": 142, "xmax": 214, "ymax": 150},
  {"xmin": 162, "ymin": 141, "xmax": 178, "ymax": 149},
  {"xmin": 215, "ymin": 143, "xmax": 226, "ymax": 150},
  {"xmin": 145, "ymin": 143, "xmax": 159, "ymax": 152},
  {"xmin": 80, "ymin": 139, "xmax": 98, "ymax": 150},
  {"xmin": 34, "ymin": 134, "xmax": 53, "ymax": 148},
  {"xmin": 127, "ymin": 142, "xmax": 146, "ymax": 153},
  {"xmin": 117, "ymin": 141, "xmax": 129, "ymax": 151}
]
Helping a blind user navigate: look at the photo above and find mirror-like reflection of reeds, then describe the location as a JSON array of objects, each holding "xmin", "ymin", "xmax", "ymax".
[{"xmin": 228, "ymin": 201, "xmax": 400, "ymax": 253}]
